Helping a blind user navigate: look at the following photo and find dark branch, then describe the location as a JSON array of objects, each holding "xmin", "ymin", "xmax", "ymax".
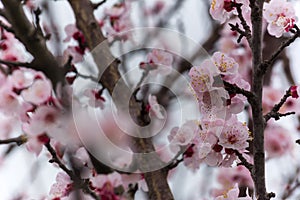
[
  {"xmin": 45, "ymin": 142, "xmax": 100, "ymax": 200},
  {"xmin": 223, "ymin": 80, "xmax": 256, "ymax": 102},
  {"xmin": 0, "ymin": 20, "xmax": 14, "ymax": 33},
  {"xmin": 92, "ymin": 0, "xmax": 106, "ymax": 9},
  {"xmin": 234, "ymin": 3, "xmax": 252, "ymax": 43},
  {"xmin": 262, "ymin": 25, "xmax": 300, "ymax": 74},
  {"xmin": 0, "ymin": 135, "xmax": 27, "ymax": 146},
  {"xmin": 296, "ymin": 139, "xmax": 300, "ymax": 145},
  {"xmin": 0, "ymin": 59, "xmax": 32, "ymax": 68},
  {"xmin": 1, "ymin": 0, "xmax": 65, "ymax": 87},
  {"xmin": 235, "ymin": 150, "xmax": 253, "ymax": 172},
  {"xmin": 264, "ymin": 88, "xmax": 292, "ymax": 122}
]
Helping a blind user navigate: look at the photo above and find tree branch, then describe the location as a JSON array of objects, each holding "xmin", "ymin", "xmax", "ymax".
[
  {"xmin": 92, "ymin": 0, "xmax": 106, "ymax": 10},
  {"xmin": 1, "ymin": 0, "xmax": 65, "ymax": 87},
  {"xmin": 0, "ymin": 135, "xmax": 27, "ymax": 146},
  {"xmin": 235, "ymin": 3, "xmax": 252, "ymax": 43},
  {"xmin": 0, "ymin": 59, "xmax": 32, "ymax": 68},
  {"xmin": 67, "ymin": 1, "xmax": 174, "ymax": 199},
  {"xmin": 250, "ymin": 0, "xmax": 274, "ymax": 199},
  {"xmin": 262, "ymin": 25, "xmax": 300, "ymax": 74},
  {"xmin": 45, "ymin": 142, "xmax": 100, "ymax": 200},
  {"xmin": 223, "ymin": 80, "xmax": 256, "ymax": 103},
  {"xmin": 264, "ymin": 88, "xmax": 292, "ymax": 122},
  {"xmin": 235, "ymin": 150, "xmax": 253, "ymax": 172}
]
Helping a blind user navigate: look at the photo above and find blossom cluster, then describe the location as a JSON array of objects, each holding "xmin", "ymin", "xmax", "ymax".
[{"xmin": 210, "ymin": 0, "xmax": 298, "ymax": 37}]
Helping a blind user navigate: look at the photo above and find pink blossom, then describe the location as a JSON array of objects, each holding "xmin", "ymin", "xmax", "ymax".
[
  {"xmin": 50, "ymin": 172, "xmax": 73, "ymax": 199},
  {"xmin": 217, "ymin": 165, "xmax": 254, "ymax": 188},
  {"xmin": 263, "ymin": 0, "xmax": 296, "ymax": 37},
  {"xmin": 210, "ymin": 0, "xmax": 250, "ymax": 24},
  {"xmin": 121, "ymin": 173, "xmax": 148, "ymax": 191},
  {"xmin": 63, "ymin": 24, "xmax": 79, "ymax": 43},
  {"xmin": 264, "ymin": 124, "xmax": 293, "ymax": 158},
  {"xmin": 189, "ymin": 61, "xmax": 215, "ymax": 94},
  {"xmin": 262, "ymin": 86, "xmax": 283, "ymax": 114},
  {"xmin": 21, "ymin": 79, "xmax": 52, "ymax": 105},
  {"xmin": 218, "ymin": 116, "xmax": 249, "ymax": 150},
  {"xmin": 148, "ymin": 94, "xmax": 165, "ymax": 119},
  {"xmin": 84, "ymin": 89, "xmax": 105, "ymax": 109},
  {"xmin": 210, "ymin": 0, "xmax": 230, "ymax": 23},
  {"xmin": 101, "ymin": 2, "xmax": 132, "ymax": 42},
  {"xmin": 0, "ymin": 117, "xmax": 14, "ymax": 138},
  {"xmin": 212, "ymin": 52, "xmax": 239, "ymax": 76},
  {"xmin": 105, "ymin": 3, "xmax": 127, "ymax": 18},
  {"xmin": 9, "ymin": 69, "xmax": 34, "ymax": 89},
  {"xmin": 63, "ymin": 45, "xmax": 85, "ymax": 64},
  {"xmin": 214, "ymin": 184, "xmax": 251, "ymax": 200},
  {"xmin": 144, "ymin": 49, "xmax": 174, "ymax": 75},
  {"xmin": 25, "ymin": 133, "xmax": 49, "ymax": 156},
  {"xmin": 0, "ymin": 82, "xmax": 19, "ymax": 114},
  {"xmin": 90, "ymin": 172, "xmax": 124, "ymax": 199},
  {"xmin": 24, "ymin": 105, "xmax": 61, "ymax": 136},
  {"xmin": 144, "ymin": 1, "xmax": 165, "ymax": 16},
  {"xmin": 168, "ymin": 120, "xmax": 199, "ymax": 148}
]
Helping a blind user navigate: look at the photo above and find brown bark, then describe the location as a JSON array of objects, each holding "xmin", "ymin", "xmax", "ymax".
[{"xmin": 67, "ymin": 1, "xmax": 174, "ymax": 199}]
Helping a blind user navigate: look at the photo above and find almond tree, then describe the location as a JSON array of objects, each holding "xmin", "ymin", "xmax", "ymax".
[{"xmin": 0, "ymin": 0, "xmax": 299, "ymax": 200}]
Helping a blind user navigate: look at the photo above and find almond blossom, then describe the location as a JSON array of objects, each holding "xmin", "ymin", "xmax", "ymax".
[
  {"xmin": 264, "ymin": 124, "xmax": 293, "ymax": 159},
  {"xmin": 24, "ymin": 105, "xmax": 62, "ymax": 136},
  {"xmin": 168, "ymin": 120, "xmax": 199, "ymax": 152},
  {"xmin": 148, "ymin": 94, "xmax": 165, "ymax": 119},
  {"xmin": 101, "ymin": 2, "xmax": 133, "ymax": 42},
  {"xmin": 189, "ymin": 61, "xmax": 215, "ymax": 94},
  {"xmin": 218, "ymin": 116, "xmax": 249, "ymax": 151},
  {"xmin": 263, "ymin": 0, "xmax": 296, "ymax": 37},
  {"xmin": 210, "ymin": 0, "xmax": 250, "ymax": 23},
  {"xmin": 216, "ymin": 165, "xmax": 254, "ymax": 189},
  {"xmin": 143, "ymin": 49, "xmax": 174, "ymax": 76},
  {"xmin": 50, "ymin": 172, "xmax": 73, "ymax": 199},
  {"xmin": 214, "ymin": 184, "xmax": 251, "ymax": 200},
  {"xmin": 84, "ymin": 89, "xmax": 106, "ymax": 109},
  {"xmin": 212, "ymin": 52, "xmax": 239, "ymax": 77},
  {"xmin": 0, "ymin": 81, "xmax": 19, "ymax": 114},
  {"xmin": 21, "ymin": 79, "xmax": 52, "ymax": 105}
]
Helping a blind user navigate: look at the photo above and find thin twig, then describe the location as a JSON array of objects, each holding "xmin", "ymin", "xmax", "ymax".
[
  {"xmin": 45, "ymin": 142, "xmax": 100, "ymax": 200},
  {"xmin": 264, "ymin": 88, "xmax": 292, "ymax": 122},
  {"xmin": 234, "ymin": 150, "xmax": 253, "ymax": 172},
  {"xmin": 77, "ymin": 72, "xmax": 99, "ymax": 83},
  {"xmin": 262, "ymin": 25, "xmax": 300, "ymax": 74},
  {"xmin": 0, "ymin": 135, "xmax": 27, "ymax": 146},
  {"xmin": 234, "ymin": 3, "xmax": 252, "ymax": 44},
  {"xmin": 0, "ymin": 59, "xmax": 32, "ymax": 68},
  {"xmin": 92, "ymin": 0, "xmax": 106, "ymax": 9},
  {"xmin": 223, "ymin": 80, "xmax": 256, "ymax": 102}
]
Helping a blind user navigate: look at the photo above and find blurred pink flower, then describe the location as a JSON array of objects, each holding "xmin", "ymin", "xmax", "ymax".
[
  {"xmin": 265, "ymin": 124, "xmax": 293, "ymax": 158},
  {"xmin": 214, "ymin": 184, "xmax": 251, "ymax": 200},
  {"xmin": 21, "ymin": 79, "xmax": 52, "ymax": 105},
  {"xmin": 148, "ymin": 94, "xmax": 165, "ymax": 119}
]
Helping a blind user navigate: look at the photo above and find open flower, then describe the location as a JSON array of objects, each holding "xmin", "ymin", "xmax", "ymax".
[
  {"xmin": 263, "ymin": 0, "xmax": 296, "ymax": 37},
  {"xmin": 50, "ymin": 172, "xmax": 73, "ymax": 199},
  {"xmin": 21, "ymin": 79, "xmax": 52, "ymax": 105},
  {"xmin": 218, "ymin": 116, "xmax": 249, "ymax": 151}
]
